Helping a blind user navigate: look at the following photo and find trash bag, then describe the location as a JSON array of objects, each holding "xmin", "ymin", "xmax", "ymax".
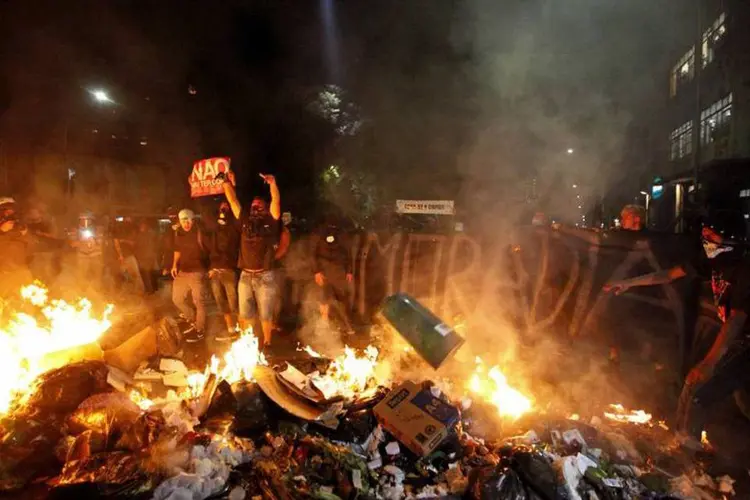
[
  {"xmin": 23, "ymin": 361, "xmax": 110, "ymax": 416},
  {"xmin": 58, "ymin": 451, "xmax": 146, "ymax": 486},
  {"xmin": 511, "ymin": 451, "xmax": 562, "ymax": 500},
  {"xmin": 230, "ymin": 382, "xmax": 272, "ymax": 436},
  {"xmin": 201, "ymin": 381, "xmax": 238, "ymax": 436},
  {"xmin": 116, "ymin": 411, "xmax": 166, "ymax": 452},
  {"xmin": 67, "ymin": 392, "xmax": 142, "ymax": 437},
  {"xmin": 48, "ymin": 480, "xmax": 154, "ymax": 500},
  {"xmin": 469, "ymin": 467, "xmax": 531, "ymax": 500},
  {"xmin": 0, "ymin": 419, "xmax": 65, "ymax": 491},
  {"xmin": 66, "ymin": 430, "xmax": 108, "ymax": 462}
]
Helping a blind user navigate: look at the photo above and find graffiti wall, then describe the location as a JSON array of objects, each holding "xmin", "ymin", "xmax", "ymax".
[{"xmin": 287, "ymin": 226, "xmax": 708, "ymax": 374}]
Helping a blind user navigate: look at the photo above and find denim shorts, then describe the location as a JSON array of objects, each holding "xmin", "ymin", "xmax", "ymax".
[{"xmin": 238, "ymin": 269, "xmax": 279, "ymax": 321}]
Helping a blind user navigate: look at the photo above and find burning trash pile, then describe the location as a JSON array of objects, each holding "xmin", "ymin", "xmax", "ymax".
[{"xmin": 0, "ymin": 288, "xmax": 740, "ymax": 499}]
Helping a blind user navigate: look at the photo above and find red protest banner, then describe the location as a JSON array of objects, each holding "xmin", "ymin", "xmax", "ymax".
[{"xmin": 188, "ymin": 157, "xmax": 231, "ymax": 198}]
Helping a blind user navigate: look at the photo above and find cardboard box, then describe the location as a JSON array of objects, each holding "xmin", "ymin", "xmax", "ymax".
[{"xmin": 373, "ymin": 381, "xmax": 460, "ymax": 456}]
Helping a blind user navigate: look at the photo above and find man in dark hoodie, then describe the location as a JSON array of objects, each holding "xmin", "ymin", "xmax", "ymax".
[
  {"xmin": 208, "ymin": 200, "xmax": 241, "ymax": 341},
  {"xmin": 312, "ymin": 214, "xmax": 354, "ymax": 335}
]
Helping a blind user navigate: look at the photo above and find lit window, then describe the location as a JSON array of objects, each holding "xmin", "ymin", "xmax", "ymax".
[
  {"xmin": 669, "ymin": 120, "xmax": 693, "ymax": 160},
  {"xmin": 702, "ymin": 13, "xmax": 727, "ymax": 67},
  {"xmin": 700, "ymin": 93, "xmax": 732, "ymax": 145},
  {"xmin": 740, "ymin": 189, "xmax": 750, "ymax": 199},
  {"xmin": 670, "ymin": 47, "xmax": 695, "ymax": 97}
]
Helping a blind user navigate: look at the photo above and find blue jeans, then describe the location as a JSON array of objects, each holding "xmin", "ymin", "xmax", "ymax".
[
  {"xmin": 238, "ymin": 269, "xmax": 279, "ymax": 321},
  {"xmin": 172, "ymin": 271, "xmax": 209, "ymax": 332},
  {"xmin": 210, "ymin": 269, "xmax": 238, "ymax": 315}
]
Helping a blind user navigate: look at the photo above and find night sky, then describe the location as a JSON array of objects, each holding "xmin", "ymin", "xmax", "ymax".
[{"xmin": 0, "ymin": 0, "xmax": 694, "ymax": 221}]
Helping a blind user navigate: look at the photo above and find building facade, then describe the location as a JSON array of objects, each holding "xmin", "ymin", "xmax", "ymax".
[{"xmin": 652, "ymin": 1, "xmax": 750, "ymax": 230}]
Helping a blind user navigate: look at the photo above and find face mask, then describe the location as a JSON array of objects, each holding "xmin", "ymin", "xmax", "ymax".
[
  {"xmin": 703, "ymin": 240, "xmax": 733, "ymax": 259},
  {"xmin": 218, "ymin": 209, "xmax": 229, "ymax": 225}
]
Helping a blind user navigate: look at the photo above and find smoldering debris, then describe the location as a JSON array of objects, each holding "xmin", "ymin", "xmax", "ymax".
[{"xmin": 0, "ymin": 349, "xmax": 739, "ymax": 500}]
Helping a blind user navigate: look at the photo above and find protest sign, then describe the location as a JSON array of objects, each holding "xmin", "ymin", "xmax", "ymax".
[{"xmin": 188, "ymin": 157, "xmax": 231, "ymax": 198}]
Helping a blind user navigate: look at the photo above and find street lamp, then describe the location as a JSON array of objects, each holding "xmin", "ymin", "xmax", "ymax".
[
  {"xmin": 90, "ymin": 89, "xmax": 113, "ymax": 104},
  {"xmin": 567, "ymin": 148, "xmax": 575, "ymax": 154}
]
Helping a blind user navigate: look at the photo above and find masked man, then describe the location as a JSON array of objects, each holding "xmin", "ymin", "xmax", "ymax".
[
  {"xmin": 171, "ymin": 209, "xmax": 209, "ymax": 343},
  {"xmin": 312, "ymin": 214, "xmax": 354, "ymax": 335},
  {"xmin": 208, "ymin": 201, "xmax": 240, "ymax": 341},
  {"xmin": 604, "ymin": 225, "xmax": 750, "ymax": 441},
  {"xmin": 220, "ymin": 171, "xmax": 281, "ymax": 349}
]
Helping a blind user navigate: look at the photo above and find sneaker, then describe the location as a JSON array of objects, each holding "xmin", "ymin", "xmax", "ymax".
[
  {"xmin": 183, "ymin": 327, "xmax": 205, "ymax": 343},
  {"xmin": 215, "ymin": 329, "xmax": 240, "ymax": 342}
]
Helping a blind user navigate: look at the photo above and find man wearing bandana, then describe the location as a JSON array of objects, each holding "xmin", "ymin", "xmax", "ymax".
[
  {"xmin": 605, "ymin": 225, "xmax": 750, "ymax": 441},
  {"xmin": 220, "ymin": 171, "xmax": 282, "ymax": 349},
  {"xmin": 312, "ymin": 214, "xmax": 354, "ymax": 335}
]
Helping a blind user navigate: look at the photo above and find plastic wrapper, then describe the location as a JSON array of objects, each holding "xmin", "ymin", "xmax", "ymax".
[
  {"xmin": 156, "ymin": 317, "xmax": 183, "ymax": 357},
  {"xmin": 22, "ymin": 361, "xmax": 110, "ymax": 416},
  {"xmin": 469, "ymin": 467, "xmax": 533, "ymax": 500},
  {"xmin": 67, "ymin": 392, "xmax": 142, "ymax": 437},
  {"xmin": 117, "ymin": 411, "xmax": 166, "ymax": 452},
  {"xmin": 58, "ymin": 451, "xmax": 146, "ymax": 486}
]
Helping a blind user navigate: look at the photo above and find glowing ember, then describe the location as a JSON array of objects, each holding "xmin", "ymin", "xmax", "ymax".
[
  {"xmin": 701, "ymin": 430, "xmax": 712, "ymax": 448},
  {"xmin": 466, "ymin": 357, "xmax": 532, "ymax": 420},
  {"xmin": 299, "ymin": 345, "xmax": 323, "ymax": 358},
  {"xmin": 0, "ymin": 283, "xmax": 113, "ymax": 414},
  {"xmin": 308, "ymin": 345, "xmax": 380, "ymax": 400},
  {"xmin": 603, "ymin": 404, "xmax": 653, "ymax": 424}
]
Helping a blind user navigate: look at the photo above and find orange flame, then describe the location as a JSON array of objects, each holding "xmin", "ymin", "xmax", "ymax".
[
  {"xmin": 603, "ymin": 404, "xmax": 653, "ymax": 424},
  {"xmin": 129, "ymin": 330, "xmax": 267, "ymax": 410},
  {"xmin": 307, "ymin": 345, "xmax": 381, "ymax": 400},
  {"xmin": 0, "ymin": 283, "xmax": 113, "ymax": 414},
  {"xmin": 466, "ymin": 357, "xmax": 532, "ymax": 420}
]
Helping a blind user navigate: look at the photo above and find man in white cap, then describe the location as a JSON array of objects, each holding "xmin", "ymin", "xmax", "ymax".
[{"xmin": 171, "ymin": 208, "xmax": 209, "ymax": 342}]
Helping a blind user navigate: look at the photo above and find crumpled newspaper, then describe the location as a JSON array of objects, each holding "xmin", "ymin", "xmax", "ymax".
[{"xmin": 152, "ymin": 436, "xmax": 254, "ymax": 500}]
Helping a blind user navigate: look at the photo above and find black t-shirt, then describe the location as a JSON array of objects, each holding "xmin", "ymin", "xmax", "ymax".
[
  {"xmin": 237, "ymin": 213, "xmax": 280, "ymax": 271},
  {"xmin": 313, "ymin": 228, "xmax": 352, "ymax": 274},
  {"xmin": 174, "ymin": 227, "xmax": 207, "ymax": 272},
  {"xmin": 210, "ymin": 221, "xmax": 240, "ymax": 270}
]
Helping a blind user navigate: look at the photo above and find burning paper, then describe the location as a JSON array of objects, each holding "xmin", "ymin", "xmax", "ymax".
[
  {"xmin": 308, "ymin": 345, "xmax": 381, "ymax": 400},
  {"xmin": 0, "ymin": 283, "xmax": 113, "ymax": 414},
  {"xmin": 603, "ymin": 404, "xmax": 652, "ymax": 425},
  {"xmin": 466, "ymin": 357, "xmax": 532, "ymax": 420}
]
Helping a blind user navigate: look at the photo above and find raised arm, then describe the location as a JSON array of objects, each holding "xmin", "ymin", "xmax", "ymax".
[
  {"xmin": 261, "ymin": 174, "xmax": 281, "ymax": 220},
  {"xmin": 222, "ymin": 171, "xmax": 242, "ymax": 220}
]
